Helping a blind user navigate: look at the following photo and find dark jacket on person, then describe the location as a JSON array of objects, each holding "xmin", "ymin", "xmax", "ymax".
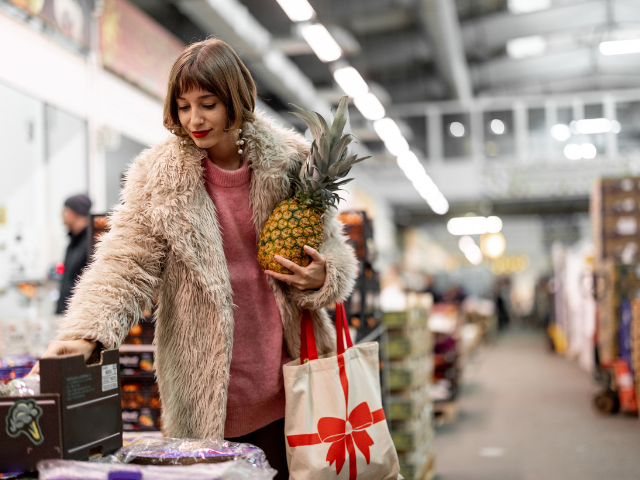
[{"xmin": 55, "ymin": 227, "xmax": 89, "ymax": 314}]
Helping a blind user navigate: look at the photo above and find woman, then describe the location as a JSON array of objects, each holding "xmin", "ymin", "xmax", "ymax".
[{"xmin": 37, "ymin": 38, "xmax": 357, "ymax": 476}]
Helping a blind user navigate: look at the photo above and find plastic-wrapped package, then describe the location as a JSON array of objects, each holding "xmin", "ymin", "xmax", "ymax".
[
  {"xmin": 0, "ymin": 374, "xmax": 40, "ymax": 397},
  {"xmin": 38, "ymin": 459, "xmax": 276, "ymax": 480},
  {"xmin": 110, "ymin": 437, "xmax": 269, "ymax": 468}
]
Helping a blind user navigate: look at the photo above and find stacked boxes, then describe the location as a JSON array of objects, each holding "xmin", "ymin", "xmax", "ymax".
[
  {"xmin": 337, "ymin": 211, "xmax": 381, "ymax": 342},
  {"xmin": 631, "ymin": 299, "xmax": 640, "ymax": 415},
  {"xmin": 591, "ymin": 177, "xmax": 640, "ymax": 264},
  {"xmin": 383, "ymin": 293, "xmax": 435, "ymax": 480},
  {"xmin": 597, "ymin": 260, "xmax": 640, "ymax": 364}
]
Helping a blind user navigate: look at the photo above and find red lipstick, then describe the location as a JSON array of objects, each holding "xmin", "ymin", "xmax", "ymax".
[{"xmin": 192, "ymin": 129, "xmax": 212, "ymax": 139}]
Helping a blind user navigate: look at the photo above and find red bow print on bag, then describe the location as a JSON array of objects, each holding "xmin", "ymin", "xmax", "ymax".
[{"xmin": 287, "ymin": 354, "xmax": 386, "ymax": 480}]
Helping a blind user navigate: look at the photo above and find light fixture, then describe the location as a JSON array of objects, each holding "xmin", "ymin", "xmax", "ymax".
[
  {"xmin": 506, "ymin": 35, "xmax": 547, "ymax": 59},
  {"xmin": 563, "ymin": 144, "xmax": 581, "ymax": 160},
  {"xmin": 551, "ymin": 124, "xmax": 571, "ymax": 141},
  {"xmin": 490, "ymin": 119, "xmax": 506, "ymax": 135},
  {"xmin": 300, "ymin": 24, "xmax": 342, "ymax": 62},
  {"xmin": 570, "ymin": 118, "xmax": 621, "ymax": 135},
  {"xmin": 449, "ymin": 122, "xmax": 465, "ymax": 137},
  {"xmin": 564, "ymin": 143, "xmax": 597, "ymax": 160},
  {"xmin": 276, "ymin": 0, "xmax": 315, "ymax": 22},
  {"xmin": 600, "ymin": 39, "xmax": 640, "ymax": 56},
  {"xmin": 458, "ymin": 236, "xmax": 483, "ymax": 265},
  {"xmin": 385, "ymin": 136, "xmax": 409, "ymax": 156},
  {"xmin": 447, "ymin": 216, "xmax": 503, "ymax": 236},
  {"xmin": 333, "ymin": 66, "xmax": 369, "ymax": 98},
  {"xmin": 507, "ymin": 0, "xmax": 551, "ymax": 14},
  {"xmin": 397, "ymin": 151, "xmax": 449, "ymax": 215},
  {"xmin": 579, "ymin": 143, "xmax": 597, "ymax": 159},
  {"xmin": 354, "ymin": 93, "xmax": 385, "ymax": 120},
  {"xmin": 480, "ymin": 232, "xmax": 506, "ymax": 259},
  {"xmin": 373, "ymin": 118, "xmax": 402, "ymax": 141}
]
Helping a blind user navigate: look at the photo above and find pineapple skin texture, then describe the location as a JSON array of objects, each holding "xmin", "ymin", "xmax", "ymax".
[{"xmin": 258, "ymin": 198, "xmax": 324, "ymax": 275}]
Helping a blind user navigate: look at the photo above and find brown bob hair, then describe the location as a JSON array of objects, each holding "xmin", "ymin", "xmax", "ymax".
[{"xmin": 163, "ymin": 38, "xmax": 257, "ymax": 136}]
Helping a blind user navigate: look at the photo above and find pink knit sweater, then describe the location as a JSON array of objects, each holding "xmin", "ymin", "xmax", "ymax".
[{"xmin": 202, "ymin": 158, "xmax": 291, "ymax": 438}]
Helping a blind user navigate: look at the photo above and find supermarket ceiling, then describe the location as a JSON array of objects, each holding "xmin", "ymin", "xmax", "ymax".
[
  {"xmin": 132, "ymin": 0, "xmax": 640, "ymax": 102},
  {"xmin": 129, "ymin": 0, "xmax": 640, "ymax": 216}
]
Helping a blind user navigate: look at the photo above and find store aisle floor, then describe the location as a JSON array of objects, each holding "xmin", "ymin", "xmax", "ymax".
[{"xmin": 433, "ymin": 329, "xmax": 640, "ymax": 480}]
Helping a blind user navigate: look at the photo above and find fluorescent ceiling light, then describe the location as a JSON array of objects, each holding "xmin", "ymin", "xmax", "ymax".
[
  {"xmin": 373, "ymin": 118, "xmax": 401, "ymax": 142},
  {"xmin": 447, "ymin": 216, "xmax": 503, "ymax": 236},
  {"xmin": 449, "ymin": 122, "xmax": 465, "ymax": 137},
  {"xmin": 385, "ymin": 136, "xmax": 409, "ymax": 156},
  {"xmin": 507, "ymin": 35, "xmax": 546, "ymax": 59},
  {"xmin": 490, "ymin": 119, "xmax": 506, "ymax": 135},
  {"xmin": 300, "ymin": 24, "xmax": 342, "ymax": 62},
  {"xmin": 600, "ymin": 39, "xmax": 640, "ymax": 56},
  {"xmin": 458, "ymin": 236, "xmax": 484, "ymax": 265},
  {"xmin": 333, "ymin": 66, "xmax": 369, "ymax": 97},
  {"xmin": 564, "ymin": 143, "xmax": 597, "ymax": 160},
  {"xmin": 570, "ymin": 118, "xmax": 621, "ymax": 135},
  {"xmin": 563, "ymin": 144, "xmax": 581, "ymax": 160},
  {"xmin": 551, "ymin": 124, "xmax": 571, "ymax": 141},
  {"xmin": 397, "ymin": 151, "xmax": 449, "ymax": 215},
  {"xmin": 354, "ymin": 93, "xmax": 385, "ymax": 120},
  {"xmin": 276, "ymin": 0, "xmax": 315, "ymax": 22},
  {"xmin": 507, "ymin": 0, "xmax": 551, "ymax": 14},
  {"xmin": 579, "ymin": 143, "xmax": 597, "ymax": 159}
]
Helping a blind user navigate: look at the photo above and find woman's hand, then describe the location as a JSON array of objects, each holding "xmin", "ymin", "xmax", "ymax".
[
  {"xmin": 266, "ymin": 245, "xmax": 326, "ymax": 291},
  {"xmin": 29, "ymin": 339, "xmax": 98, "ymax": 375}
]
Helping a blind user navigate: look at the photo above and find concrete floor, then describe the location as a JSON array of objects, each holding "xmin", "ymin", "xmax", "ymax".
[{"xmin": 433, "ymin": 329, "xmax": 640, "ymax": 480}]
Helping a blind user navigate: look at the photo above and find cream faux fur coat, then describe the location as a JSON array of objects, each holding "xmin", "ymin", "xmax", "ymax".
[{"xmin": 57, "ymin": 112, "xmax": 358, "ymax": 440}]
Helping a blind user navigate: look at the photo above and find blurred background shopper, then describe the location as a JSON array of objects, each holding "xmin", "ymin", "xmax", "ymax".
[{"xmin": 55, "ymin": 194, "xmax": 91, "ymax": 315}]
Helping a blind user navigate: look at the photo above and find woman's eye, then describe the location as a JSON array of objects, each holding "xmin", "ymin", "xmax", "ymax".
[
  {"xmin": 178, "ymin": 106, "xmax": 189, "ymax": 111},
  {"xmin": 203, "ymin": 104, "xmax": 215, "ymax": 109}
]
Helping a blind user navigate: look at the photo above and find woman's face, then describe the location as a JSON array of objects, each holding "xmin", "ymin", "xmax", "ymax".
[{"xmin": 176, "ymin": 88, "xmax": 230, "ymax": 149}]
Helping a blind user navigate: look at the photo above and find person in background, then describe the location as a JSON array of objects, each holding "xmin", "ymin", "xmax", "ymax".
[{"xmin": 55, "ymin": 194, "xmax": 92, "ymax": 315}]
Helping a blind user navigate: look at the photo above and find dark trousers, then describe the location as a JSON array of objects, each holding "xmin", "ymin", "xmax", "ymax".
[{"xmin": 227, "ymin": 418, "xmax": 289, "ymax": 480}]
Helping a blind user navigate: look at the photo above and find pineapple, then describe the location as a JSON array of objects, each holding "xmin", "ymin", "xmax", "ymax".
[{"xmin": 258, "ymin": 95, "xmax": 369, "ymax": 274}]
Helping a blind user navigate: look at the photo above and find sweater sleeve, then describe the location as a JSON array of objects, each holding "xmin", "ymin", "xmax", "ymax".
[
  {"xmin": 287, "ymin": 212, "xmax": 358, "ymax": 310},
  {"xmin": 56, "ymin": 157, "xmax": 167, "ymax": 349}
]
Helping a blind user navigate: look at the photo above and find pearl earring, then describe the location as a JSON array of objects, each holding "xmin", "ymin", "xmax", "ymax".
[{"xmin": 236, "ymin": 128, "xmax": 245, "ymax": 155}]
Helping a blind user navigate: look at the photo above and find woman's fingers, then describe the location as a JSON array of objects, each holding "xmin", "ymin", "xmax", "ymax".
[
  {"xmin": 273, "ymin": 255, "xmax": 305, "ymax": 275},
  {"xmin": 265, "ymin": 269, "xmax": 296, "ymax": 284},
  {"xmin": 304, "ymin": 245, "xmax": 325, "ymax": 263}
]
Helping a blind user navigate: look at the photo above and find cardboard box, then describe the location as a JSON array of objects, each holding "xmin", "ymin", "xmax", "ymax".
[{"xmin": 0, "ymin": 350, "xmax": 123, "ymax": 473}]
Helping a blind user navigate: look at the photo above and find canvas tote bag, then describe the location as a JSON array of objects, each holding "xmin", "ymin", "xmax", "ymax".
[{"xmin": 284, "ymin": 304, "xmax": 401, "ymax": 480}]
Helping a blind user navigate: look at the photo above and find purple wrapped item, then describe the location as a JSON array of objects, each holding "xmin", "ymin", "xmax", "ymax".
[
  {"xmin": 113, "ymin": 437, "xmax": 269, "ymax": 469},
  {"xmin": 38, "ymin": 459, "xmax": 276, "ymax": 480}
]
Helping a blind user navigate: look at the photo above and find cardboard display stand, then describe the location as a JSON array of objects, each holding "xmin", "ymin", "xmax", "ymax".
[{"xmin": 0, "ymin": 349, "xmax": 123, "ymax": 473}]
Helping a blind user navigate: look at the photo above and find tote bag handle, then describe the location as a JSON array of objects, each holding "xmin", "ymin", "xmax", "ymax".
[{"xmin": 300, "ymin": 303, "xmax": 353, "ymax": 363}]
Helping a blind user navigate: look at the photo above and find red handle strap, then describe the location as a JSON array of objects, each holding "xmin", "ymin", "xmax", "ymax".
[
  {"xmin": 300, "ymin": 303, "xmax": 353, "ymax": 364},
  {"xmin": 300, "ymin": 309, "xmax": 318, "ymax": 363}
]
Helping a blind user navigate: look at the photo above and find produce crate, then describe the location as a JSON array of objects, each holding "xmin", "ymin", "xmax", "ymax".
[
  {"xmin": 0, "ymin": 350, "xmax": 122, "ymax": 473},
  {"xmin": 388, "ymin": 355, "xmax": 433, "ymax": 391},
  {"xmin": 387, "ymin": 384, "xmax": 430, "ymax": 420},
  {"xmin": 399, "ymin": 446, "xmax": 436, "ymax": 480},
  {"xmin": 390, "ymin": 412, "xmax": 433, "ymax": 452},
  {"xmin": 387, "ymin": 326, "xmax": 432, "ymax": 359}
]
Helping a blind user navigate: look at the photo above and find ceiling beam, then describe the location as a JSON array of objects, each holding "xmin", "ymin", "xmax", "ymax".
[
  {"xmin": 418, "ymin": 0, "xmax": 473, "ymax": 101},
  {"xmin": 471, "ymin": 47, "xmax": 640, "ymax": 91},
  {"xmin": 461, "ymin": 0, "xmax": 608, "ymax": 53}
]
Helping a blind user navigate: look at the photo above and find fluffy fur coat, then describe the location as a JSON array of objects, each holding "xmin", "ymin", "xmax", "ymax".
[{"xmin": 57, "ymin": 112, "xmax": 358, "ymax": 439}]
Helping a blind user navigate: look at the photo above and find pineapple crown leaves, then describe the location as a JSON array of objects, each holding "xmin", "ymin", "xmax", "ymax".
[{"xmin": 289, "ymin": 95, "xmax": 370, "ymax": 212}]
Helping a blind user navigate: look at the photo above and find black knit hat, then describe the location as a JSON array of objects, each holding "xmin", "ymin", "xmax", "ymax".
[{"xmin": 64, "ymin": 194, "xmax": 92, "ymax": 217}]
